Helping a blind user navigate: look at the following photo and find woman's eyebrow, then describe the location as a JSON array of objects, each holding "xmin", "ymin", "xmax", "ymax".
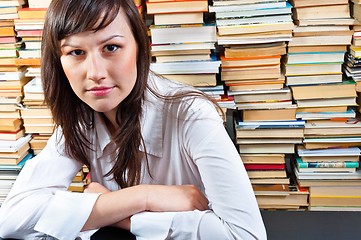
[
  {"xmin": 99, "ymin": 34, "xmax": 125, "ymax": 45},
  {"xmin": 60, "ymin": 34, "xmax": 125, "ymax": 48}
]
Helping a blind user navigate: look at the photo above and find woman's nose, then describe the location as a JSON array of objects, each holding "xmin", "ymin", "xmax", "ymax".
[{"xmin": 86, "ymin": 54, "xmax": 107, "ymax": 81}]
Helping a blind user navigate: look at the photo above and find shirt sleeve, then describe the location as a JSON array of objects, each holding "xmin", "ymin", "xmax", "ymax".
[
  {"xmin": 131, "ymin": 99, "xmax": 267, "ymax": 240},
  {"xmin": 0, "ymin": 128, "xmax": 101, "ymax": 240}
]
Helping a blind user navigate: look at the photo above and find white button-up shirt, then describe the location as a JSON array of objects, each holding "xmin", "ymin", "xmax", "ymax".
[{"xmin": 0, "ymin": 75, "xmax": 266, "ymax": 240}]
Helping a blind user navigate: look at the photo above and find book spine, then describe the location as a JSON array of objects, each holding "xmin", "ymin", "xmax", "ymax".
[{"xmin": 299, "ymin": 162, "xmax": 359, "ymax": 168}]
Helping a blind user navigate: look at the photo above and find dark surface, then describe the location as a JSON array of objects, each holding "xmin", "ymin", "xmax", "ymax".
[
  {"xmin": 2, "ymin": 211, "xmax": 361, "ymax": 239},
  {"xmin": 261, "ymin": 210, "xmax": 361, "ymax": 240},
  {"xmin": 90, "ymin": 226, "xmax": 135, "ymax": 240}
]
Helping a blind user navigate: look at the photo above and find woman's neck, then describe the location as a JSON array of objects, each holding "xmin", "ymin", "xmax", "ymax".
[{"xmin": 101, "ymin": 112, "xmax": 118, "ymax": 134}]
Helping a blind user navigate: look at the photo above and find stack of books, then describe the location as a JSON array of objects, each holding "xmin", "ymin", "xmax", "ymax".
[
  {"xmin": 210, "ymin": 0, "xmax": 293, "ymax": 45},
  {"xmin": 0, "ymin": 134, "xmax": 32, "ymax": 205},
  {"xmin": 14, "ymin": 5, "xmax": 46, "ymax": 67},
  {"xmin": 27, "ymin": 0, "xmax": 51, "ymax": 8},
  {"xmin": 147, "ymin": 0, "xmax": 220, "ymax": 89},
  {"xmin": 0, "ymin": 0, "xmax": 28, "ymax": 204},
  {"xmin": 287, "ymin": 0, "xmax": 354, "ymax": 117},
  {"xmin": 210, "ymin": 0, "xmax": 293, "ymax": 92},
  {"xmin": 68, "ymin": 168, "xmax": 88, "ymax": 193},
  {"xmin": 0, "ymin": 0, "xmax": 25, "ymax": 113},
  {"xmin": 295, "ymin": 146, "xmax": 361, "ymax": 210},
  {"xmin": 346, "ymin": 1, "xmax": 361, "ymax": 114},
  {"xmin": 235, "ymin": 116, "xmax": 308, "ymax": 209},
  {"xmin": 21, "ymin": 77, "xmax": 54, "ymax": 155}
]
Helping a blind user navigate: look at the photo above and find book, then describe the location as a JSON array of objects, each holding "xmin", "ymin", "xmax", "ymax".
[
  {"xmin": 297, "ymin": 146, "xmax": 361, "ymax": 157},
  {"xmin": 232, "ymin": 88, "xmax": 292, "ymax": 102},
  {"xmin": 221, "ymin": 55, "xmax": 281, "ymax": 68},
  {"xmin": 247, "ymin": 169, "xmax": 288, "ymax": 178},
  {"xmin": 240, "ymin": 154, "xmax": 285, "ymax": 164},
  {"xmin": 290, "ymin": 81, "xmax": 356, "ymax": 100},
  {"xmin": 235, "ymin": 100, "xmax": 293, "ymax": 110},
  {"xmin": 255, "ymin": 184, "xmax": 309, "ymax": 208},
  {"xmin": 149, "ymin": 24, "xmax": 217, "ymax": 44},
  {"xmin": 285, "ymin": 52, "xmax": 346, "ymax": 64},
  {"xmin": 0, "ymin": 118, "xmax": 22, "ymax": 131},
  {"xmin": 27, "ymin": 0, "xmax": 51, "ymax": 8},
  {"xmin": 296, "ymin": 18, "xmax": 355, "ymax": 27},
  {"xmin": 288, "ymin": 35, "xmax": 352, "ymax": 46},
  {"xmin": 222, "ymin": 64, "xmax": 281, "ymax": 79},
  {"xmin": 237, "ymin": 120, "xmax": 305, "ymax": 129},
  {"xmin": 216, "ymin": 14, "xmax": 293, "ymax": 26},
  {"xmin": 289, "ymin": 0, "xmax": 348, "ymax": 7},
  {"xmin": 236, "ymin": 128, "xmax": 304, "ymax": 138},
  {"xmin": 295, "ymin": 97, "xmax": 357, "ymax": 109},
  {"xmin": 0, "ymin": 0, "xmax": 25, "ymax": 7},
  {"xmin": 244, "ymin": 163, "xmax": 285, "ymax": 171},
  {"xmin": 292, "ymin": 4, "xmax": 350, "ymax": 20},
  {"xmin": 285, "ymin": 63, "xmax": 343, "ymax": 76},
  {"xmin": 237, "ymin": 138, "xmax": 302, "ymax": 144},
  {"xmin": 209, "ymin": 1, "xmax": 288, "ymax": 13},
  {"xmin": 227, "ymin": 80, "xmax": 284, "ymax": 91},
  {"xmin": 304, "ymin": 137, "xmax": 361, "ymax": 149},
  {"xmin": 154, "ymin": 12, "xmax": 204, "ymax": 25},
  {"xmin": 217, "ymin": 22, "xmax": 294, "ymax": 36},
  {"xmin": 17, "ymin": 8, "xmax": 47, "ymax": 19},
  {"xmin": 163, "ymin": 74, "xmax": 217, "ymax": 87},
  {"xmin": 251, "ymin": 177, "xmax": 290, "ymax": 185},
  {"xmin": 294, "ymin": 167, "xmax": 361, "ymax": 180},
  {"xmin": 241, "ymin": 106, "xmax": 297, "ymax": 121},
  {"xmin": 310, "ymin": 185, "xmax": 361, "ymax": 195},
  {"xmin": 224, "ymin": 42, "xmax": 286, "ymax": 58},
  {"xmin": 239, "ymin": 143, "xmax": 295, "ymax": 154},
  {"xmin": 146, "ymin": 0, "xmax": 208, "ymax": 14},
  {"xmin": 214, "ymin": 4, "xmax": 292, "ymax": 19},
  {"xmin": 217, "ymin": 31, "xmax": 292, "ymax": 45},
  {"xmin": 292, "ymin": 25, "xmax": 351, "ymax": 37},
  {"xmin": 150, "ymin": 60, "xmax": 221, "ymax": 74},
  {"xmin": 286, "ymin": 74, "xmax": 342, "ymax": 86},
  {"xmin": 0, "ymin": 128, "xmax": 25, "ymax": 141},
  {"xmin": 155, "ymin": 54, "xmax": 211, "ymax": 63},
  {"xmin": 296, "ymin": 157, "xmax": 359, "ymax": 169},
  {"xmin": 309, "ymin": 195, "xmax": 361, "ymax": 207},
  {"xmin": 287, "ymin": 45, "xmax": 347, "ymax": 53},
  {"xmin": 0, "ymin": 150, "xmax": 30, "ymax": 165},
  {"xmin": 304, "ymin": 127, "xmax": 361, "ymax": 137}
]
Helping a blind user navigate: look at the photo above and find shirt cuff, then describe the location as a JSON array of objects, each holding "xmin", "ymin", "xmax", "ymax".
[
  {"xmin": 130, "ymin": 211, "xmax": 177, "ymax": 240},
  {"xmin": 34, "ymin": 191, "xmax": 101, "ymax": 240}
]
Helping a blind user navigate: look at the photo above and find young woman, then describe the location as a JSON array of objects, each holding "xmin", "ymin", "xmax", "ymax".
[{"xmin": 0, "ymin": 0, "xmax": 267, "ymax": 239}]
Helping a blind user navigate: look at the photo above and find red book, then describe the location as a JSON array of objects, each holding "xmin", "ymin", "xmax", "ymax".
[{"xmin": 244, "ymin": 163, "xmax": 285, "ymax": 171}]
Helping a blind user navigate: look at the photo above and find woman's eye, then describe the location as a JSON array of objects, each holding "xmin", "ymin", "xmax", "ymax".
[
  {"xmin": 69, "ymin": 49, "xmax": 84, "ymax": 56},
  {"xmin": 104, "ymin": 45, "xmax": 119, "ymax": 52}
]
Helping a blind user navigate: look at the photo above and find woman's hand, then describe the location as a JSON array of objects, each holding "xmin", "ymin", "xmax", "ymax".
[
  {"xmin": 145, "ymin": 185, "xmax": 209, "ymax": 212},
  {"xmin": 83, "ymin": 183, "xmax": 208, "ymax": 231},
  {"xmin": 84, "ymin": 182, "xmax": 131, "ymax": 230}
]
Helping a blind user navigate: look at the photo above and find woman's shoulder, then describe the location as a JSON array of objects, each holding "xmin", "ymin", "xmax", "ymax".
[{"xmin": 147, "ymin": 73, "xmax": 221, "ymax": 121}]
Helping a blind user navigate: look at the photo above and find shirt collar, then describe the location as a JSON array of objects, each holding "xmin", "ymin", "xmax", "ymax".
[{"xmin": 93, "ymin": 89, "xmax": 163, "ymax": 158}]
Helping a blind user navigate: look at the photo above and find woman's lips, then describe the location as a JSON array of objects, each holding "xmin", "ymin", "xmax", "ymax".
[{"xmin": 89, "ymin": 87, "xmax": 114, "ymax": 96}]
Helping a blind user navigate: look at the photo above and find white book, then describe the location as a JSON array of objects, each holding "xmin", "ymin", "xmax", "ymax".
[
  {"xmin": 216, "ymin": 14, "xmax": 292, "ymax": 26},
  {"xmin": 150, "ymin": 61, "xmax": 221, "ymax": 74},
  {"xmin": 297, "ymin": 147, "xmax": 361, "ymax": 156},
  {"xmin": 215, "ymin": 5, "xmax": 291, "ymax": 18},
  {"xmin": 209, "ymin": 1, "xmax": 287, "ymax": 13},
  {"xmin": 0, "ymin": 135, "xmax": 31, "ymax": 152},
  {"xmin": 0, "ymin": 70, "xmax": 26, "ymax": 81}
]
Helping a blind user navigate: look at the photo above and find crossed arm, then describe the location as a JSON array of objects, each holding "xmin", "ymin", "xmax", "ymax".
[{"xmin": 83, "ymin": 182, "xmax": 209, "ymax": 231}]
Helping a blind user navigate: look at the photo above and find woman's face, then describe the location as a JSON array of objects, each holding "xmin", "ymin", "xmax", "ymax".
[{"xmin": 60, "ymin": 9, "xmax": 137, "ymax": 118}]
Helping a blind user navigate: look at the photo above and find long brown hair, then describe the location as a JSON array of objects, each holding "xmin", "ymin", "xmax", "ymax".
[{"xmin": 41, "ymin": 0, "xmax": 150, "ymax": 188}]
